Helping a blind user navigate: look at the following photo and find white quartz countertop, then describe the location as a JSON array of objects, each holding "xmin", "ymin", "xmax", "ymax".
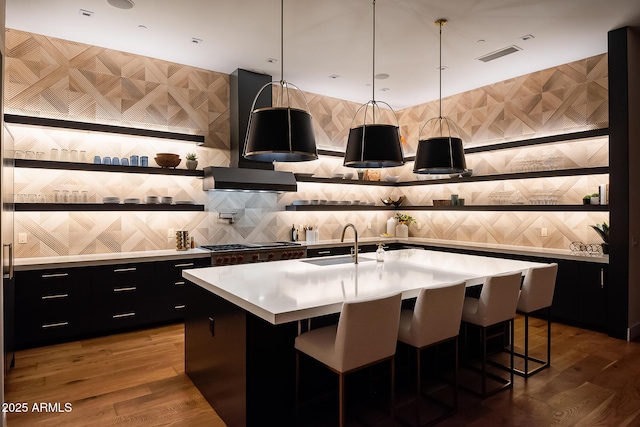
[
  {"xmin": 182, "ymin": 248, "xmax": 548, "ymax": 325},
  {"xmin": 14, "ymin": 248, "xmax": 211, "ymax": 270}
]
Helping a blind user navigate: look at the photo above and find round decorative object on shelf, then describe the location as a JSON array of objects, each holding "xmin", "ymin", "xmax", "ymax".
[{"xmin": 155, "ymin": 153, "xmax": 181, "ymax": 168}]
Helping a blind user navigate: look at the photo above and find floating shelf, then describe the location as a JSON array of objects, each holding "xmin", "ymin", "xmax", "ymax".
[
  {"xmin": 5, "ymin": 114, "xmax": 205, "ymax": 144},
  {"xmin": 15, "ymin": 203, "xmax": 205, "ymax": 212},
  {"xmin": 286, "ymin": 204, "xmax": 609, "ymax": 212},
  {"xmin": 14, "ymin": 159, "xmax": 204, "ymax": 177},
  {"xmin": 295, "ymin": 167, "xmax": 609, "ymax": 187}
]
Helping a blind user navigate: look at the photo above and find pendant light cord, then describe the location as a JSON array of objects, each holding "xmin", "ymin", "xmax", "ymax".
[
  {"xmin": 280, "ymin": 0, "xmax": 284, "ymax": 85},
  {"xmin": 372, "ymin": 0, "xmax": 376, "ymax": 103}
]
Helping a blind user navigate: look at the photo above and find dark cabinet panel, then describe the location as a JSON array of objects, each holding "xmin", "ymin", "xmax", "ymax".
[{"xmin": 15, "ymin": 257, "xmax": 211, "ymax": 349}]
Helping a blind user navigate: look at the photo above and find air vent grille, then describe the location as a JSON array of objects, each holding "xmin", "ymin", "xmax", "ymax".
[{"xmin": 477, "ymin": 45, "xmax": 522, "ymax": 62}]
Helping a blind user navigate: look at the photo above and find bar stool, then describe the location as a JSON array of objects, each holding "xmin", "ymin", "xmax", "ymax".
[
  {"xmin": 295, "ymin": 292, "xmax": 402, "ymax": 427},
  {"xmin": 461, "ymin": 272, "xmax": 522, "ymax": 397},
  {"xmin": 397, "ymin": 281, "xmax": 466, "ymax": 426},
  {"xmin": 513, "ymin": 263, "xmax": 558, "ymax": 377}
]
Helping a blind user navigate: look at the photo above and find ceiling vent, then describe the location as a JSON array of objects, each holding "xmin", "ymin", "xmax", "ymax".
[{"xmin": 477, "ymin": 45, "xmax": 522, "ymax": 63}]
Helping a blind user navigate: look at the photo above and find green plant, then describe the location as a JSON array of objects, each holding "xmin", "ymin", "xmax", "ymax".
[
  {"xmin": 590, "ymin": 221, "xmax": 609, "ymax": 244},
  {"xmin": 583, "ymin": 194, "xmax": 591, "ymax": 200},
  {"xmin": 186, "ymin": 153, "xmax": 197, "ymax": 161},
  {"xmin": 395, "ymin": 212, "xmax": 416, "ymax": 225},
  {"xmin": 592, "ymin": 193, "xmax": 599, "ymax": 198}
]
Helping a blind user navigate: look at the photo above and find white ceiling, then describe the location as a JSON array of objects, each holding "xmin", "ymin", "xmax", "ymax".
[{"xmin": 6, "ymin": 0, "xmax": 640, "ymax": 109}]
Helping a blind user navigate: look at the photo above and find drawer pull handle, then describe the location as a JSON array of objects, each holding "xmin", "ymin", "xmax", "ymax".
[
  {"xmin": 175, "ymin": 263, "xmax": 194, "ymax": 268},
  {"xmin": 174, "ymin": 305, "xmax": 186, "ymax": 309},
  {"xmin": 175, "ymin": 281, "xmax": 185, "ymax": 286},
  {"xmin": 42, "ymin": 294, "xmax": 69, "ymax": 300},
  {"xmin": 112, "ymin": 312, "xmax": 136, "ymax": 319},
  {"xmin": 317, "ymin": 250, "xmax": 331, "ymax": 255},
  {"xmin": 113, "ymin": 267, "xmax": 137, "ymax": 273},
  {"xmin": 113, "ymin": 287, "xmax": 137, "ymax": 292},
  {"xmin": 41, "ymin": 273, "xmax": 69, "ymax": 278},
  {"xmin": 42, "ymin": 322, "xmax": 69, "ymax": 328}
]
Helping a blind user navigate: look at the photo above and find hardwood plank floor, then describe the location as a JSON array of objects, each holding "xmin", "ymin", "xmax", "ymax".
[
  {"xmin": 4, "ymin": 324, "xmax": 225, "ymax": 427},
  {"xmin": 5, "ymin": 318, "xmax": 640, "ymax": 426}
]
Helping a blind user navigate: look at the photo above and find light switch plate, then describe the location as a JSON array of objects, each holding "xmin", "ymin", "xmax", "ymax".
[
  {"xmin": 541, "ymin": 228, "xmax": 548, "ymax": 237},
  {"xmin": 18, "ymin": 233, "xmax": 27, "ymax": 244}
]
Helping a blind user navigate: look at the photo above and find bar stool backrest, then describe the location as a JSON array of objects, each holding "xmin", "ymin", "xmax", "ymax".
[
  {"xmin": 517, "ymin": 263, "xmax": 558, "ymax": 313},
  {"xmin": 475, "ymin": 272, "xmax": 523, "ymax": 327},
  {"xmin": 335, "ymin": 292, "xmax": 402, "ymax": 372},
  {"xmin": 409, "ymin": 281, "xmax": 466, "ymax": 348}
]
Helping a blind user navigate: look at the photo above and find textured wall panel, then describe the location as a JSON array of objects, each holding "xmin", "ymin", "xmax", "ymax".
[{"xmin": 5, "ymin": 29, "xmax": 610, "ymax": 257}]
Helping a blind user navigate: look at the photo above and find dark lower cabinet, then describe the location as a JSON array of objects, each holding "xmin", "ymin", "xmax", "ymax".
[{"xmin": 15, "ymin": 256, "xmax": 210, "ymax": 349}]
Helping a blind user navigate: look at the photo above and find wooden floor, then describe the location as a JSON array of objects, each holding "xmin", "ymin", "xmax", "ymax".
[{"xmin": 5, "ymin": 318, "xmax": 640, "ymax": 426}]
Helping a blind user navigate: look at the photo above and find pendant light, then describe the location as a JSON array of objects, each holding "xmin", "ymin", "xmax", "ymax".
[
  {"xmin": 243, "ymin": 0, "xmax": 318, "ymax": 163},
  {"xmin": 413, "ymin": 19, "xmax": 467, "ymax": 175},
  {"xmin": 343, "ymin": 0, "xmax": 404, "ymax": 169}
]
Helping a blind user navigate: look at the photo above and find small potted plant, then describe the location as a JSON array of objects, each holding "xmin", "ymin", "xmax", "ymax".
[
  {"xmin": 590, "ymin": 192, "xmax": 600, "ymax": 205},
  {"xmin": 583, "ymin": 194, "xmax": 591, "ymax": 205},
  {"xmin": 394, "ymin": 213, "xmax": 416, "ymax": 238},
  {"xmin": 590, "ymin": 221, "xmax": 609, "ymax": 254},
  {"xmin": 185, "ymin": 153, "xmax": 198, "ymax": 170}
]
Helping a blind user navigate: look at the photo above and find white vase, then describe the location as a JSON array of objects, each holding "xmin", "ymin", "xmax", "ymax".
[
  {"xmin": 386, "ymin": 217, "xmax": 397, "ymax": 236},
  {"xmin": 186, "ymin": 159, "xmax": 198, "ymax": 170},
  {"xmin": 396, "ymin": 223, "xmax": 409, "ymax": 238},
  {"xmin": 590, "ymin": 196, "xmax": 600, "ymax": 205}
]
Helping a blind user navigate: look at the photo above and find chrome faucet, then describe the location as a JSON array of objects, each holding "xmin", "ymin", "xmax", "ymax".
[{"xmin": 341, "ymin": 223, "xmax": 359, "ymax": 264}]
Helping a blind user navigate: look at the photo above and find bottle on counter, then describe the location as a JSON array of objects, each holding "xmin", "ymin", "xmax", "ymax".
[
  {"xmin": 291, "ymin": 224, "xmax": 298, "ymax": 241},
  {"xmin": 376, "ymin": 243, "xmax": 385, "ymax": 262},
  {"xmin": 190, "ymin": 236, "xmax": 195, "ymax": 249}
]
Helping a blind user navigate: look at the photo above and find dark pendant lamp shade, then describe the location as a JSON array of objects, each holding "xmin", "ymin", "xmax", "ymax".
[
  {"xmin": 244, "ymin": 106, "xmax": 317, "ymax": 162},
  {"xmin": 344, "ymin": 123, "xmax": 404, "ymax": 168},
  {"xmin": 413, "ymin": 136, "xmax": 466, "ymax": 174},
  {"xmin": 413, "ymin": 18, "xmax": 468, "ymax": 175}
]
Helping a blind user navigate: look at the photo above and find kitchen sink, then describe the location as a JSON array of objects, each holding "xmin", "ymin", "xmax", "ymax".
[{"xmin": 302, "ymin": 256, "xmax": 375, "ymax": 266}]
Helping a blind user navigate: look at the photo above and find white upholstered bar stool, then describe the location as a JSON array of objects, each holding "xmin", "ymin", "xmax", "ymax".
[
  {"xmin": 295, "ymin": 292, "xmax": 402, "ymax": 427},
  {"xmin": 513, "ymin": 263, "xmax": 558, "ymax": 377},
  {"xmin": 461, "ymin": 272, "xmax": 522, "ymax": 397},
  {"xmin": 397, "ymin": 281, "xmax": 466, "ymax": 427}
]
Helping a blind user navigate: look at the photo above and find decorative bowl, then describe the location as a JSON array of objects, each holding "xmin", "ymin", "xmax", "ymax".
[
  {"xmin": 385, "ymin": 176, "xmax": 399, "ymax": 183},
  {"xmin": 381, "ymin": 196, "xmax": 405, "ymax": 207},
  {"xmin": 155, "ymin": 153, "xmax": 181, "ymax": 168}
]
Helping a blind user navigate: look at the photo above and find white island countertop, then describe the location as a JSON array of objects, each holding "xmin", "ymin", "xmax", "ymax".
[{"xmin": 182, "ymin": 249, "xmax": 548, "ymax": 325}]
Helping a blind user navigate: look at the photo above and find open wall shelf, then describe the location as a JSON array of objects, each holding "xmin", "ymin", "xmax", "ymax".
[
  {"xmin": 286, "ymin": 204, "xmax": 609, "ymax": 212},
  {"xmin": 15, "ymin": 203, "xmax": 205, "ymax": 212},
  {"xmin": 14, "ymin": 159, "xmax": 204, "ymax": 177}
]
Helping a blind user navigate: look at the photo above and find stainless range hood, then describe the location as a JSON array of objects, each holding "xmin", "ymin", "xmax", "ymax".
[{"xmin": 203, "ymin": 167, "xmax": 297, "ymax": 192}]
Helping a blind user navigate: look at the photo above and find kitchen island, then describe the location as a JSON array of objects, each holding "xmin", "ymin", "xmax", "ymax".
[{"xmin": 182, "ymin": 249, "xmax": 548, "ymax": 426}]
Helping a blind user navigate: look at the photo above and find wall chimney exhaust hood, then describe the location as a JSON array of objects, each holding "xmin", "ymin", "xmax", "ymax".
[{"xmin": 203, "ymin": 166, "xmax": 297, "ymax": 192}]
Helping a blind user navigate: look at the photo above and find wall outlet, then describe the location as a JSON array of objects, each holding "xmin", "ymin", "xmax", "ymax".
[
  {"xmin": 167, "ymin": 228, "xmax": 174, "ymax": 238},
  {"xmin": 18, "ymin": 233, "xmax": 27, "ymax": 244},
  {"xmin": 541, "ymin": 227, "xmax": 548, "ymax": 237},
  {"xmin": 367, "ymin": 222, "xmax": 372, "ymax": 230}
]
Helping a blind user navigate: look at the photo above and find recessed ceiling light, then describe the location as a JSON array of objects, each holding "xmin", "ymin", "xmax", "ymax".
[
  {"xmin": 437, "ymin": 65, "xmax": 449, "ymax": 70},
  {"xmin": 266, "ymin": 58, "xmax": 278, "ymax": 63},
  {"xmin": 107, "ymin": 0, "xmax": 135, "ymax": 9},
  {"xmin": 138, "ymin": 25, "xmax": 147, "ymax": 29},
  {"xmin": 375, "ymin": 73, "xmax": 389, "ymax": 80},
  {"xmin": 477, "ymin": 39, "xmax": 486, "ymax": 43},
  {"xmin": 520, "ymin": 34, "xmax": 535, "ymax": 41},
  {"xmin": 380, "ymin": 87, "xmax": 390, "ymax": 91},
  {"xmin": 79, "ymin": 9, "xmax": 94, "ymax": 17},
  {"xmin": 191, "ymin": 38, "xmax": 203, "ymax": 44},
  {"xmin": 329, "ymin": 74, "xmax": 340, "ymax": 79}
]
